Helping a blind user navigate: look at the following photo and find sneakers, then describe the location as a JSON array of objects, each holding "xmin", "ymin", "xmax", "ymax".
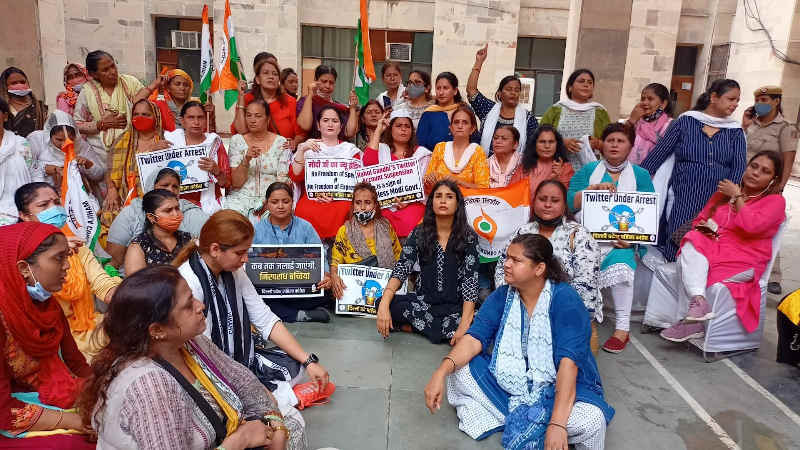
[
  {"xmin": 685, "ymin": 296, "xmax": 714, "ymax": 321},
  {"xmin": 768, "ymin": 282, "xmax": 782, "ymax": 295},
  {"xmin": 601, "ymin": 334, "xmax": 629, "ymax": 353},
  {"xmin": 660, "ymin": 321, "xmax": 705, "ymax": 342}
]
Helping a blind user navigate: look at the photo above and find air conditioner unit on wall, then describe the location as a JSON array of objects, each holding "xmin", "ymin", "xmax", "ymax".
[
  {"xmin": 386, "ymin": 43, "xmax": 412, "ymax": 62},
  {"xmin": 171, "ymin": 30, "xmax": 201, "ymax": 50}
]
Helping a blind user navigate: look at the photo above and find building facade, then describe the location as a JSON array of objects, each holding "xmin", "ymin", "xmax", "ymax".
[{"xmin": 3, "ymin": 0, "xmax": 800, "ymax": 128}]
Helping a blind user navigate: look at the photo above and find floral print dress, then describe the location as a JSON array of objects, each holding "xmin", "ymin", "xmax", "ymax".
[
  {"xmin": 389, "ymin": 225, "xmax": 480, "ymax": 343},
  {"xmin": 224, "ymin": 134, "xmax": 290, "ymax": 218}
]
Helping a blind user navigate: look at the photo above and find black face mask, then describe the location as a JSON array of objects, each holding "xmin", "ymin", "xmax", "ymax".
[{"xmin": 533, "ymin": 213, "xmax": 563, "ymax": 228}]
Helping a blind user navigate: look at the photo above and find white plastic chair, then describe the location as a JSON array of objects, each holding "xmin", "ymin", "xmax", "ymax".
[{"xmin": 641, "ymin": 222, "xmax": 785, "ymax": 361}]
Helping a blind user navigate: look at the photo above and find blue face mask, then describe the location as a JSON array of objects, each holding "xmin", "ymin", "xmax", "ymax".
[
  {"xmin": 754, "ymin": 102, "xmax": 773, "ymax": 117},
  {"xmin": 25, "ymin": 267, "xmax": 52, "ymax": 302},
  {"xmin": 36, "ymin": 205, "xmax": 68, "ymax": 228}
]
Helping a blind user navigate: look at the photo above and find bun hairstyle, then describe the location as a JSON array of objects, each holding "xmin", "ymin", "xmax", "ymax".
[
  {"xmin": 179, "ymin": 100, "xmax": 204, "ymax": 117},
  {"xmin": 693, "ymin": 78, "xmax": 740, "ymax": 112},
  {"xmin": 85, "ymin": 50, "xmax": 114, "ymax": 74},
  {"xmin": 435, "ymin": 72, "xmax": 463, "ymax": 104},
  {"xmin": 509, "ymin": 233, "xmax": 569, "ymax": 282},
  {"xmin": 642, "ymin": 82, "xmax": 674, "ymax": 116},
  {"xmin": 142, "ymin": 189, "xmax": 178, "ymax": 230}
]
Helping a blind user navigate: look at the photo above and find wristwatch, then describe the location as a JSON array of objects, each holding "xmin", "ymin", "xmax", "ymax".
[{"xmin": 302, "ymin": 353, "xmax": 319, "ymax": 368}]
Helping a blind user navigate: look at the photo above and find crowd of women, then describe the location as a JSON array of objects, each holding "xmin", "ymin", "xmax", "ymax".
[{"xmin": 0, "ymin": 41, "xmax": 794, "ymax": 449}]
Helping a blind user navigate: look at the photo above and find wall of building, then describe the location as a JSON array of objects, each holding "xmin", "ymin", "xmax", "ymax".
[
  {"xmin": 518, "ymin": 0, "xmax": 570, "ymax": 37},
  {"xmin": 0, "ymin": 1, "xmax": 45, "ymax": 99}
]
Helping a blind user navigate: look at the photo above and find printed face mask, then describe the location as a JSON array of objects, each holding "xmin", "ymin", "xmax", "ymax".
[
  {"xmin": 36, "ymin": 205, "xmax": 68, "ymax": 228},
  {"xmin": 353, "ymin": 209, "xmax": 376, "ymax": 224}
]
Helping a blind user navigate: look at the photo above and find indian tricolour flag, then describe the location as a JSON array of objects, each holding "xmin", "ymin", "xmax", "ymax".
[
  {"xmin": 211, "ymin": 0, "xmax": 245, "ymax": 109},
  {"xmin": 461, "ymin": 179, "xmax": 532, "ymax": 263},
  {"xmin": 199, "ymin": 4, "xmax": 216, "ymax": 103},
  {"xmin": 60, "ymin": 134, "xmax": 101, "ymax": 251},
  {"xmin": 354, "ymin": 0, "xmax": 376, "ymax": 105}
]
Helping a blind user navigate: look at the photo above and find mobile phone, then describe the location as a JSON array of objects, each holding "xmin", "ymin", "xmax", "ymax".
[{"xmin": 382, "ymin": 96, "xmax": 392, "ymax": 109}]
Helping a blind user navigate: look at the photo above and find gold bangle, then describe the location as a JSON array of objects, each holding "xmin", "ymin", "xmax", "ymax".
[
  {"xmin": 54, "ymin": 410, "xmax": 65, "ymax": 429},
  {"xmin": 443, "ymin": 356, "xmax": 457, "ymax": 372},
  {"xmin": 272, "ymin": 424, "xmax": 290, "ymax": 438}
]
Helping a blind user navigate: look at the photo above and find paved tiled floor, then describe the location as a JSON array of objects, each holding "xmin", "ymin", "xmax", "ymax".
[{"xmin": 285, "ymin": 180, "xmax": 800, "ymax": 450}]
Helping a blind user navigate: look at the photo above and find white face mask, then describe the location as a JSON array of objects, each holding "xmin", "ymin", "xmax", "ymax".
[{"xmin": 8, "ymin": 89, "xmax": 31, "ymax": 97}]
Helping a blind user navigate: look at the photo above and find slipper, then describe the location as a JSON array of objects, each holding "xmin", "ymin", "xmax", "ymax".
[
  {"xmin": 601, "ymin": 335, "xmax": 629, "ymax": 354},
  {"xmin": 293, "ymin": 381, "xmax": 336, "ymax": 410}
]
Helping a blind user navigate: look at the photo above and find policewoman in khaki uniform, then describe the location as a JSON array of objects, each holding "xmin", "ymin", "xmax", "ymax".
[{"xmin": 746, "ymin": 85, "xmax": 798, "ymax": 294}]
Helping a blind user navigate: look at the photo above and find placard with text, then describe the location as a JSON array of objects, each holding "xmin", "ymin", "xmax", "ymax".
[
  {"xmin": 304, "ymin": 158, "xmax": 362, "ymax": 200},
  {"xmin": 245, "ymin": 244, "xmax": 325, "ymax": 298},
  {"xmin": 580, "ymin": 190, "xmax": 659, "ymax": 244},
  {"xmin": 354, "ymin": 157, "xmax": 424, "ymax": 207},
  {"xmin": 136, "ymin": 143, "xmax": 216, "ymax": 193}
]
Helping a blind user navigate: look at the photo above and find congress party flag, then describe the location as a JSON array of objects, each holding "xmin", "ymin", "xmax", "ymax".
[
  {"xmin": 461, "ymin": 179, "xmax": 531, "ymax": 263},
  {"xmin": 353, "ymin": 0, "xmax": 376, "ymax": 105},
  {"xmin": 211, "ymin": 0, "xmax": 245, "ymax": 109},
  {"xmin": 199, "ymin": 4, "xmax": 216, "ymax": 103},
  {"xmin": 60, "ymin": 134, "xmax": 101, "ymax": 251}
]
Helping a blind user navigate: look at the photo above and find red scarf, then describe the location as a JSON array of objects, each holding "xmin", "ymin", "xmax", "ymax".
[{"xmin": 0, "ymin": 222, "xmax": 83, "ymax": 408}]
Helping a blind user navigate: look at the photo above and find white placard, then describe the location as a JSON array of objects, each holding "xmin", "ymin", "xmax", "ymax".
[
  {"xmin": 136, "ymin": 144, "xmax": 212, "ymax": 193},
  {"xmin": 304, "ymin": 157, "xmax": 362, "ymax": 200},
  {"xmin": 354, "ymin": 157, "xmax": 424, "ymax": 208},
  {"xmin": 580, "ymin": 190, "xmax": 659, "ymax": 244},
  {"xmin": 335, "ymin": 264, "xmax": 406, "ymax": 318}
]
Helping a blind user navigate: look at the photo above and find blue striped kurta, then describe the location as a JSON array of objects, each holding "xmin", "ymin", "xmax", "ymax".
[{"xmin": 640, "ymin": 115, "xmax": 747, "ymax": 261}]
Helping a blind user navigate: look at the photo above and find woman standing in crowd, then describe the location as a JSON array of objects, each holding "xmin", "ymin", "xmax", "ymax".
[
  {"xmin": 56, "ymin": 63, "xmax": 89, "ymax": 116},
  {"xmin": 15, "ymin": 182, "xmax": 121, "ymax": 360},
  {"xmin": 745, "ymin": 86, "xmax": 797, "ymax": 295},
  {"xmin": 0, "ymin": 98, "xmax": 32, "ymax": 226},
  {"xmin": 124, "ymin": 189, "xmax": 192, "ymax": 276},
  {"xmin": 376, "ymin": 62, "xmax": 405, "ymax": 108},
  {"xmin": 296, "ymin": 65, "xmax": 359, "ymax": 140},
  {"xmin": 424, "ymin": 104, "xmax": 489, "ymax": 192},
  {"xmin": 0, "ymin": 67, "xmax": 47, "ymax": 137},
  {"xmin": 363, "ymin": 109, "xmax": 431, "ymax": 238},
  {"xmin": 104, "ymin": 98, "xmax": 171, "ymax": 214},
  {"xmin": 106, "ymin": 168, "xmax": 207, "ymax": 269},
  {"xmin": 290, "ymin": 106, "xmax": 362, "ymax": 241},
  {"xmin": 253, "ymin": 182, "xmax": 333, "ymax": 322},
  {"xmin": 467, "ymin": 44, "xmax": 538, "ymax": 155},
  {"xmin": 568, "ymin": 123, "xmax": 655, "ymax": 354},
  {"xmin": 74, "ymin": 50, "xmax": 164, "ymax": 156},
  {"xmin": 27, "ymin": 111, "xmax": 105, "ymax": 192},
  {"xmin": 166, "ymin": 101, "xmax": 231, "ymax": 208},
  {"xmin": 331, "ymin": 182, "xmax": 403, "ymax": 298},
  {"xmin": 487, "ymin": 125, "xmax": 523, "ymax": 188},
  {"xmin": 641, "ymin": 79, "xmax": 746, "ymax": 262},
  {"xmin": 540, "ymin": 69, "xmax": 610, "ymax": 171},
  {"xmin": 660, "ymin": 151, "xmax": 785, "ymax": 342},
  {"xmin": 417, "ymin": 72, "xmax": 477, "ymax": 149},
  {"xmin": 426, "ymin": 234, "xmax": 613, "ymax": 449},
  {"xmin": 0, "ymin": 222, "xmax": 93, "ymax": 448},
  {"xmin": 393, "ymin": 70, "xmax": 433, "ymax": 128},
  {"xmin": 226, "ymin": 99, "xmax": 290, "ymax": 219},
  {"xmin": 81, "ymin": 266, "xmax": 305, "ymax": 450},
  {"xmin": 626, "ymin": 83, "xmax": 673, "ymax": 164},
  {"xmin": 377, "ymin": 179, "xmax": 480, "ymax": 345},
  {"xmin": 355, "ymin": 100, "xmax": 384, "ymax": 151},
  {"xmin": 233, "ymin": 59, "xmax": 301, "ymax": 146},
  {"xmin": 174, "ymin": 210, "xmax": 330, "ymax": 421},
  {"xmin": 521, "ymin": 124, "xmax": 574, "ymax": 197},
  {"xmin": 281, "ymin": 68, "xmax": 299, "ymax": 98},
  {"xmin": 153, "ymin": 69, "xmax": 210, "ymax": 131},
  {"xmin": 495, "ymin": 180, "xmax": 603, "ymax": 353}
]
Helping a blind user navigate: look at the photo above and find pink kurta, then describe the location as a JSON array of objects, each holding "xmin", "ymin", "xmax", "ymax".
[
  {"xmin": 680, "ymin": 192, "xmax": 785, "ymax": 332},
  {"xmin": 525, "ymin": 159, "xmax": 574, "ymax": 199}
]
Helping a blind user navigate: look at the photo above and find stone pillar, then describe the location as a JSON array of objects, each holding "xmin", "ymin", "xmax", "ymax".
[
  {"xmin": 431, "ymin": 0, "xmax": 522, "ymax": 99},
  {"xmin": 0, "ymin": 1, "xmax": 45, "ymax": 100},
  {"xmin": 38, "ymin": 0, "xmax": 68, "ymax": 111},
  {"xmin": 572, "ymin": 0, "xmax": 633, "ymax": 121},
  {"xmin": 561, "ymin": 0, "xmax": 583, "ymax": 98},
  {"xmin": 619, "ymin": 0, "xmax": 682, "ymax": 118}
]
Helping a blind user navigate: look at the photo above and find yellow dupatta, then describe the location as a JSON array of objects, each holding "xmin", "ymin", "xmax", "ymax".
[
  {"xmin": 84, "ymin": 74, "xmax": 141, "ymax": 148},
  {"xmin": 181, "ymin": 347, "xmax": 242, "ymax": 437},
  {"xmin": 424, "ymin": 103, "xmax": 459, "ymax": 113}
]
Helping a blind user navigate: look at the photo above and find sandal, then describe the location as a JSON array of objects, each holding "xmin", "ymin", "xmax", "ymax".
[{"xmin": 293, "ymin": 381, "xmax": 336, "ymax": 410}]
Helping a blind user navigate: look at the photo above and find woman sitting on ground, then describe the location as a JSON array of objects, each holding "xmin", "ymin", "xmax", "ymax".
[
  {"xmin": 377, "ymin": 179, "xmax": 480, "ymax": 345},
  {"xmin": 16, "ymin": 182, "xmax": 121, "ymax": 360},
  {"xmin": 56, "ymin": 63, "xmax": 89, "ymax": 116},
  {"xmin": 467, "ymin": 44, "xmax": 538, "ymax": 154},
  {"xmin": 290, "ymin": 106, "xmax": 362, "ymax": 241},
  {"xmin": 660, "ymin": 151, "xmax": 785, "ymax": 342},
  {"xmin": 331, "ymin": 182, "xmax": 402, "ymax": 298},
  {"xmin": 165, "ymin": 101, "xmax": 231, "ymax": 208},
  {"xmin": 174, "ymin": 210, "xmax": 330, "ymax": 418},
  {"xmin": 568, "ymin": 123, "xmax": 655, "ymax": 354},
  {"xmin": 355, "ymin": 100, "xmax": 384, "ymax": 151},
  {"xmin": 124, "ymin": 189, "xmax": 192, "ymax": 276},
  {"xmin": 226, "ymin": 99, "xmax": 290, "ymax": 219},
  {"xmin": 424, "ymin": 234, "xmax": 613, "ymax": 449},
  {"xmin": 424, "ymin": 104, "xmax": 489, "ymax": 193},
  {"xmin": 487, "ymin": 125, "xmax": 523, "ymax": 188},
  {"xmin": 107, "ymin": 168, "xmax": 207, "ymax": 270},
  {"xmin": 252, "ymin": 182, "xmax": 333, "ymax": 323},
  {"xmin": 495, "ymin": 180, "xmax": 603, "ymax": 353},
  {"xmin": 80, "ymin": 265, "xmax": 305, "ymax": 449},
  {"xmin": 362, "ymin": 109, "xmax": 431, "ymax": 238},
  {"xmin": 0, "ymin": 222, "xmax": 93, "ymax": 448},
  {"xmin": 521, "ymin": 124, "xmax": 575, "ymax": 197}
]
